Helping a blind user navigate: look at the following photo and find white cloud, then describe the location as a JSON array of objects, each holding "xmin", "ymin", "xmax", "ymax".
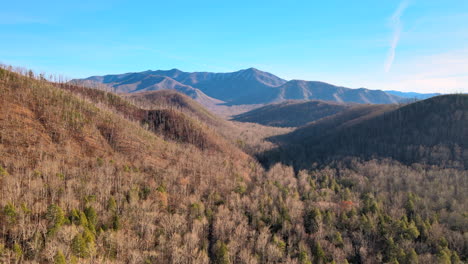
[{"xmin": 384, "ymin": 1, "xmax": 409, "ymax": 73}]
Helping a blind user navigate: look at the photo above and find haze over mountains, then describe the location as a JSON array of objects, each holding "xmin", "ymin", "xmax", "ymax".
[{"xmin": 74, "ymin": 68, "xmax": 430, "ymax": 106}]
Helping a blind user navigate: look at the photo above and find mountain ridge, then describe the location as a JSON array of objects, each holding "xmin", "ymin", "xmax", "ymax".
[{"xmin": 73, "ymin": 68, "xmax": 408, "ymax": 105}]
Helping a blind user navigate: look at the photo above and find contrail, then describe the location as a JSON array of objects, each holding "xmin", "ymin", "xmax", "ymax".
[{"xmin": 384, "ymin": 1, "xmax": 409, "ymax": 73}]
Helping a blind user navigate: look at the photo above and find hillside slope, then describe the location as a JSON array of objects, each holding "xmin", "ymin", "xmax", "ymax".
[
  {"xmin": 263, "ymin": 95, "xmax": 468, "ymax": 169},
  {"xmin": 124, "ymin": 90, "xmax": 224, "ymax": 127},
  {"xmin": 1, "ymin": 67, "xmax": 466, "ymax": 264},
  {"xmin": 0, "ymin": 67, "xmax": 258, "ymax": 263},
  {"xmin": 232, "ymin": 100, "xmax": 351, "ymax": 127}
]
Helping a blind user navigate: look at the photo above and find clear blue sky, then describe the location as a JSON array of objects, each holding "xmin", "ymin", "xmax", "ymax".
[{"xmin": 1, "ymin": 0, "xmax": 467, "ymax": 93}]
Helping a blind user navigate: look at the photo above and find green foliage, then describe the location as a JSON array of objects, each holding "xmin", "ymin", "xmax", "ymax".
[
  {"xmin": 298, "ymin": 250, "xmax": 312, "ymax": 264},
  {"xmin": 437, "ymin": 249, "xmax": 451, "ymax": 264},
  {"xmin": 304, "ymin": 208, "xmax": 321, "ymax": 234},
  {"xmin": 13, "ymin": 243, "xmax": 22, "ymax": 261},
  {"xmin": 404, "ymin": 221, "xmax": 420, "ymax": 240},
  {"xmin": 156, "ymin": 184, "xmax": 167, "ymax": 193},
  {"xmin": 139, "ymin": 185, "xmax": 151, "ymax": 200},
  {"xmin": 312, "ymin": 241, "xmax": 326, "ymax": 264},
  {"xmin": 0, "ymin": 165, "xmax": 8, "ymax": 176},
  {"xmin": 406, "ymin": 249, "xmax": 418, "ymax": 264},
  {"xmin": 405, "ymin": 198, "xmax": 415, "ymax": 219},
  {"xmin": 69, "ymin": 209, "xmax": 81, "ymax": 225},
  {"xmin": 107, "ymin": 196, "xmax": 117, "ymax": 212},
  {"xmin": 331, "ymin": 232, "xmax": 344, "ymax": 248},
  {"xmin": 3, "ymin": 202, "xmax": 17, "ymax": 224},
  {"xmin": 341, "ymin": 187, "xmax": 352, "ymax": 201},
  {"xmin": 84, "ymin": 206, "xmax": 97, "ymax": 231},
  {"xmin": 84, "ymin": 195, "xmax": 96, "ymax": 204},
  {"xmin": 20, "ymin": 203, "xmax": 31, "ymax": 215},
  {"xmin": 234, "ymin": 184, "xmax": 247, "ymax": 194},
  {"xmin": 46, "ymin": 204, "xmax": 67, "ymax": 236},
  {"xmin": 79, "ymin": 211, "xmax": 89, "ymax": 227},
  {"xmin": 111, "ymin": 214, "xmax": 120, "ymax": 230},
  {"xmin": 56, "ymin": 172, "xmax": 65, "ymax": 180},
  {"xmin": 438, "ymin": 237, "xmax": 448, "ymax": 248},
  {"xmin": 362, "ymin": 193, "xmax": 379, "ymax": 214},
  {"xmin": 384, "ymin": 237, "xmax": 398, "ymax": 262},
  {"xmin": 272, "ymin": 235, "xmax": 286, "ymax": 253},
  {"xmin": 323, "ymin": 211, "xmax": 333, "ymax": 226},
  {"xmin": 450, "ymin": 252, "xmax": 461, "ymax": 264},
  {"xmin": 189, "ymin": 202, "xmax": 205, "ymax": 219},
  {"xmin": 71, "ymin": 233, "xmax": 87, "ymax": 258},
  {"xmin": 123, "ymin": 165, "xmax": 131, "ymax": 173},
  {"xmin": 71, "ymin": 230, "xmax": 96, "ymax": 258},
  {"xmin": 213, "ymin": 240, "xmax": 229, "ymax": 264},
  {"xmin": 54, "ymin": 250, "xmax": 67, "ymax": 264}
]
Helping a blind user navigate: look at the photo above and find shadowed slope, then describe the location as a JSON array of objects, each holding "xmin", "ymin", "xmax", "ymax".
[
  {"xmin": 261, "ymin": 95, "xmax": 467, "ymax": 169},
  {"xmin": 124, "ymin": 90, "xmax": 224, "ymax": 127},
  {"xmin": 232, "ymin": 100, "xmax": 351, "ymax": 127}
]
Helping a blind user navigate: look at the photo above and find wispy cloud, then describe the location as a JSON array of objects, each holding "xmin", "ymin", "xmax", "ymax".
[{"xmin": 384, "ymin": 1, "xmax": 409, "ymax": 73}]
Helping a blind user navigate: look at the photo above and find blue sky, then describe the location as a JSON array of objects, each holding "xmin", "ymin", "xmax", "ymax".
[{"xmin": 1, "ymin": 0, "xmax": 467, "ymax": 93}]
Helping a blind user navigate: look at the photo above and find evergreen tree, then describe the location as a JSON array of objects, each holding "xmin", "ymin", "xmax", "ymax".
[
  {"xmin": 298, "ymin": 250, "xmax": 312, "ymax": 264},
  {"xmin": 313, "ymin": 241, "xmax": 325, "ymax": 264},
  {"xmin": 406, "ymin": 249, "xmax": 418, "ymax": 264},
  {"xmin": 54, "ymin": 250, "xmax": 66, "ymax": 264},
  {"xmin": 71, "ymin": 233, "xmax": 87, "ymax": 258},
  {"xmin": 213, "ymin": 240, "xmax": 229, "ymax": 264},
  {"xmin": 46, "ymin": 204, "xmax": 66, "ymax": 236},
  {"xmin": 305, "ymin": 208, "xmax": 322, "ymax": 234}
]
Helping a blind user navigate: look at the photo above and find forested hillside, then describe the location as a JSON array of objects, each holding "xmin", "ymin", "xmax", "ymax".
[
  {"xmin": 0, "ymin": 67, "xmax": 466, "ymax": 264},
  {"xmin": 264, "ymin": 95, "xmax": 467, "ymax": 169},
  {"xmin": 232, "ymin": 100, "xmax": 350, "ymax": 127}
]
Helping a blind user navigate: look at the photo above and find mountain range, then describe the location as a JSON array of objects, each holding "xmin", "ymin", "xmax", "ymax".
[{"xmin": 73, "ymin": 68, "xmax": 435, "ymax": 106}]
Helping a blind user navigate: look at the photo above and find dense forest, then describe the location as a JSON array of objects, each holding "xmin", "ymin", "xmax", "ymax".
[
  {"xmin": 263, "ymin": 95, "xmax": 467, "ymax": 170},
  {"xmin": 0, "ymin": 67, "xmax": 466, "ymax": 263}
]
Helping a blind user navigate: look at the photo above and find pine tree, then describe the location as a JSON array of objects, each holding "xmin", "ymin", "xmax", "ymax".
[
  {"xmin": 313, "ymin": 241, "xmax": 325, "ymax": 264},
  {"xmin": 107, "ymin": 197, "xmax": 117, "ymax": 212},
  {"xmin": 71, "ymin": 233, "xmax": 87, "ymax": 258},
  {"xmin": 305, "ymin": 208, "xmax": 322, "ymax": 234},
  {"xmin": 46, "ymin": 204, "xmax": 66, "ymax": 236},
  {"xmin": 406, "ymin": 249, "xmax": 418, "ymax": 264},
  {"xmin": 54, "ymin": 250, "xmax": 66, "ymax": 264},
  {"xmin": 213, "ymin": 240, "xmax": 229, "ymax": 264},
  {"xmin": 298, "ymin": 250, "xmax": 312, "ymax": 264}
]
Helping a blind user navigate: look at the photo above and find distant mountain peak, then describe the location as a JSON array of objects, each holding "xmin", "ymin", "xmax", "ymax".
[
  {"xmin": 243, "ymin": 67, "xmax": 260, "ymax": 72},
  {"xmin": 74, "ymin": 68, "xmax": 411, "ymax": 105}
]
